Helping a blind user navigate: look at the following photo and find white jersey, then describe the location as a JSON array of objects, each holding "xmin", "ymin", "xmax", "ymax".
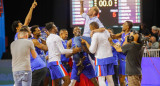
[
  {"xmin": 46, "ymin": 34, "xmax": 73, "ymax": 62},
  {"xmin": 89, "ymin": 30, "xmax": 113, "ymax": 59}
]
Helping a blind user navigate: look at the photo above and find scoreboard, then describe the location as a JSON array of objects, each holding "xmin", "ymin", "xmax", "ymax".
[{"xmin": 70, "ymin": 0, "xmax": 141, "ymax": 28}]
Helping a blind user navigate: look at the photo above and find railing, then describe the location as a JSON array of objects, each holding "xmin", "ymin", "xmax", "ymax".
[{"xmin": 143, "ymin": 48, "xmax": 160, "ymax": 57}]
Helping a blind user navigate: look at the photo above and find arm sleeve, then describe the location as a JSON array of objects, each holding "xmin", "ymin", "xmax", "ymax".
[
  {"xmin": 30, "ymin": 40, "xmax": 35, "ymax": 50},
  {"xmin": 121, "ymin": 44, "xmax": 131, "ymax": 54},
  {"xmin": 89, "ymin": 33, "xmax": 98, "ymax": 53},
  {"xmin": 97, "ymin": 19, "xmax": 104, "ymax": 28},
  {"xmin": 82, "ymin": 13, "xmax": 88, "ymax": 19},
  {"xmin": 105, "ymin": 30, "xmax": 110, "ymax": 38},
  {"xmin": 56, "ymin": 37, "xmax": 73, "ymax": 54},
  {"xmin": 151, "ymin": 42, "xmax": 159, "ymax": 49}
]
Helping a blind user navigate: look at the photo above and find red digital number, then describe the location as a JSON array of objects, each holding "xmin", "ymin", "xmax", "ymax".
[{"xmin": 113, "ymin": 12, "xmax": 116, "ymax": 18}]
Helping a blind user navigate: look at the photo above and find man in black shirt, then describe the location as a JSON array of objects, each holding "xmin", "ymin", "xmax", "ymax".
[{"xmin": 114, "ymin": 32, "xmax": 144, "ymax": 86}]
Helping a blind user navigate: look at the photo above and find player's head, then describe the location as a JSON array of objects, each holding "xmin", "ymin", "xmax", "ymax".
[
  {"xmin": 73, "ymin": 27, "xmax": 81, "ymax": 37},
  {"xmin": 31, "ymin": 25, "xmax": 41, "ymax": 38},
  {"xmin": 12, "ymin": 20, "xmax": 23, "ymax": 33},
  {"xmin": 18, "ymin": 26, "xmax": 30, "ymax": 39},
  {"xmin": 87, "ymin": 6, "xmax": 99, "ymax": 17},
  {"xmin": 59, "ymin": 29, "xmax": 68, "ymax": 40},
  {"xmin": 45, "ymin": 22, "xmax": 58, "ymax": 34},
  {"xmin": 89, "ymin": 22, "xmax": 99, "ymax": 31},
  {"xmin": 122, "ymin": 21, "xmax": 133, "ymax": 31}
]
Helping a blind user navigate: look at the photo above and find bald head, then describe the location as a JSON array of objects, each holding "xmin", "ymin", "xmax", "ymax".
[{"xmin": 150, "ymin": 36, "xmax": 156, "ymax": 43}]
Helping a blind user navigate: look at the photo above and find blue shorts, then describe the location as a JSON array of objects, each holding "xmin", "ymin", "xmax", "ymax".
[
  {"xmin": 95, "ymin": 63, "xmax": 114, "ymax": 77},
  {"xmin": 48, "ymin": 63, "xmax": 68, "ymax": 80},
  {"xmin": 119, "ymin": 59, "xmax": 126, "ymax": 75},
  {"xmin": 71, "ymin": 63, "xmax": 96, "ymax": 82}
]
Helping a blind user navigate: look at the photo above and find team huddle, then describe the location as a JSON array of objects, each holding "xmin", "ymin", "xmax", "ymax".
[{"xmin": 11, "ymin": 0, "xmax": 144, "ymax": 86}]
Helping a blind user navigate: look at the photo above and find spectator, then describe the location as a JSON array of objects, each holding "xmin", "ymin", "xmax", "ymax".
[
  {"xmin": 151, "ymin": 26, "xmax": 159, "ymax": 41},
  {"xmin": 147, "ymin": 36, "xmax": 159, "ymax": 57}
]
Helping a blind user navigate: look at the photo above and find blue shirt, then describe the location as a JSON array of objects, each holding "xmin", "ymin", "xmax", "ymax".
[
  {"xmin": 61, "ymin": 40, "xmax": 69, "ymax": 62},
  {"xmin": 31, "ymin": 37, "xmax": 46, "ymax": 61},
  {"xmin": 118, "ymin": 33, "xmax": 130, "ymax": 60},
  {"xmin": 30, "ymin": 53, "xmax": 46, "ymax": 71},
  {"xmin": 112, "ymin": 39, "xmax": 119, "ymax": 65},
  {"xmin": 120, "ymin": 32, "xmax": 130, "ymax": 46},
  {"xmin": 82, "ymin": 13, "xmax": 104, "ymax": 37}
]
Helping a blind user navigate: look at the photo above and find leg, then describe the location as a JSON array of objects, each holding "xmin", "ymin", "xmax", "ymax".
[
  {"xmin": 44, "ymin": 68, "xmax": 52, "ymax": 86},
  {"xmin": 22, "ymin": 71, "xmax": 32, "ymax": 86},
  {"xmin": 61, "ymin": 75, "xmax": 71, "ymax": 86},
  {"xmin": 128, "ymin": 75, "xmax": 142, "ymax": 86},
  {"xmin": 119, "ymin": 74, "xmax": 126, "ymax": 86},
  {"xmin": 13, "ymin": 71, "xmax": 23, "ymax": 86},
  {"xmin": 32, "ymin": 67, "xmax": 47, "ymax": 86},
  {"xmin": 69, "ymin": 79, "xmax": 77, "ymax": 86},
  {"xmin": 98, "ymin": 76, "xmax": 106, "ymax": 86},
  {"xmin": 106, "ymin": 75, "xmax": 114, "ymax": 86},
  {"xmin": 83, "ymin": 63, "xmax": 98, "ymax": 86},
  {"xmin": 54, "ymin": 79, "xmax": 60, "ymax": 86},
  {"xmin": 81, "ymin": 36, "xmax": 95, "ymax": 60},
  {"xmin": 112, "ymin": 65, "xmax": 119, "ymax": 86},
  {"xmin": 90, "ymin": 78, "xmax": 99, "ymax": 86}
]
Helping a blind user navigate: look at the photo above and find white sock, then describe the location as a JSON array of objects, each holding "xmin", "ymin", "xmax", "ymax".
[{"xmin": 69, "ymin": 79, "xmax": 77, "ymax": 86}]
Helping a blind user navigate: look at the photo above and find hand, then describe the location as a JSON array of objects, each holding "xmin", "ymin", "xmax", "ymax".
[
  {"xmin": 80, "ymin": 0, "xmax": 84, "ymax": 4},
  {"xmin": 31, "ymin": 1, "xmax": 37, "ymax": 9},
  {"xmin": 90, "ymin": 31, "xmax": 94, "ymax": 37},
  {"xmin": 81, "ymin": 38, "xmax": 86, "ymax": 44},
  {"xmin": 72, "ymin": 46, "xmax": 81, "ymax": 54},
  {"xmin": 45, "ymin": 56, "xmax": 49, "ymax": 60},
  {"xmin": 44, "ymin": 30, "xmax": 50, "ymax": 37},
  {"xmin": 148, "ymin": 42, "xmax": 152, "ymax": 47}
]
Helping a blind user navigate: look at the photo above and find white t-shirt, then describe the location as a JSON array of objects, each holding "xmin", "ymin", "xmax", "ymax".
[
  {"xmin": 46, "ymin": 34, "xmax": 73, "ymax": 62},
  {"xmin": 89, "ymin": 30, "xmax": 113, "ymax": 59}
]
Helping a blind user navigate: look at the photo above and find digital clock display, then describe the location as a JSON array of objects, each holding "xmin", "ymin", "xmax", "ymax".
[{"xmin": 70, "ymin": 0, "xmax": 141, "ymax": 28}]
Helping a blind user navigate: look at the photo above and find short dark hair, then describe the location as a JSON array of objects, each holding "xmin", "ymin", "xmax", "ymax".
[
  {"xmin": 90, "ymin": 22, "xmax": 99, "ymax": 29},
  {"xmin": 12, "ymin": 20, "xmax": 21, "ymax": 32},
  {"xmin": 59, "ymin": 29, "xmax": 67, "ymax": 34},
  {"xmin": 45, "ymin": 22, "xmax": 55, "ymax": 32},
  {"xmin": 19, "ymin": 26, "xmax": 29, "ymax": 33},
  {"xmin": 30, "ymin": 25, "xmax": 39, "ymax": 33},
  {"xmin": 126, "ymin": 21, "xmax": 133, "ymax": 29}
]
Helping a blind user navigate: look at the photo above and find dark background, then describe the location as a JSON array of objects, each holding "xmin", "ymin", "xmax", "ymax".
[{"xmin": 2, "ymin": 0, "xmax": 160, "ymax": 59}]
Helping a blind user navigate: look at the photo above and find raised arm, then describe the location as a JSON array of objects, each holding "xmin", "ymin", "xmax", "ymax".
[
  {"xmin": 24, "ymin": 1, "xmax": 37, "ymax": 26},
  {"xmin": 80, "ymin": 0, "xmax": 84, "ymax": 15}
]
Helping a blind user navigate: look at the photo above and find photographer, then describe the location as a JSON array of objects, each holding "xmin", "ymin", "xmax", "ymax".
[{"xmin": 113, "ymin": 32, "xmax": 144, "ymax": 86}]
